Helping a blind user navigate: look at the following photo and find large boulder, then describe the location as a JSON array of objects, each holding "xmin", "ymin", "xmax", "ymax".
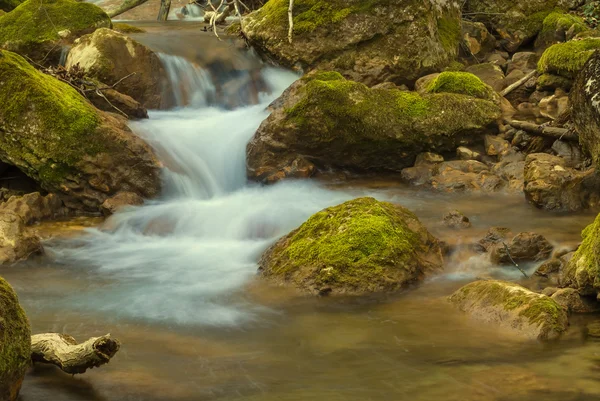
[
  {"xmin": 572, "ymin": 49, "xmax": 600, "ymax": 171},
  {"xmin": 449, "ymin": 280, "xmax": 569, "ymax": 341},
  {"xmin": 247, "ymin": 72, "xmax": 501, "ymax": 183},
  {"xmin": 562, "ymin": 213, "xmax": 600, "ymax": 297},
  {"xmin": 0, "ymin": 0, "xmax": 111, "ymax": 63},
  {"xmin": 244, "ymin": 0, "xmax": 461, "ymax": 86},
  {"xmin": 0, "ymin": 50, "xmax": 161, "ymax": 211},
  {"xmin": 66, "ymin": 28, "xmax": 171, "ymax": 110},
  {"xmin": 535, "ymin": 11, "xmax": 588, "ymax": 50},
  {"xmin": 0, "ymin": 277, "xmax": 31, "ymax": 401},
  {"xmin": 538, "ymin": 39, "xmax": 600, "ymax": 79},
  {"xmin": 258, "ymin": 197, "xmax": 444, "ymax": 295}
]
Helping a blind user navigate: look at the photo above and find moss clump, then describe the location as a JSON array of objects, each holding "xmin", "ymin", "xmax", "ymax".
[
  {"xmin": 563, "ymin": 213, "xmax": 600, "ymax": 295},
  {"xmin": 538, "ymin": 39, "xmax": 600, "ymax": 78},
  {"xmin": 425, "ymin": 71, "xmax": 494, "ymax": 100},
  {"xmin": 541, "ymin": 11, "xmax": 588, "ymax": 36},
  {"xmin": 0, "ymin": 50, "xmax": 101, "ymax": 184},
  {"xmin": 112, "ymin": 23, "xmax": 145, "ymax": 34},
  {"xmin": 261, "ymin": 197, "xmax": 441, "ymax": 294},
  {"xmin": 437, "ymin": 16, "xmax": 461, "ymax": 53},
  {"xmin": 536, "ymin": 73, "xmax": 573, "ymax": 91},
  {"xmin": 0, "ymin": 276, "xmax": 31, "ymax": 400},
  {"xmin": 0, "ymin": 0, "xmax": 110, "ymax": 59}
]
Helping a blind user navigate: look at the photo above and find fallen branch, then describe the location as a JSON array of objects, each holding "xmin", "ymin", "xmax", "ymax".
[
  {"xmin": 108, "ymin": 0, "xmax": 149, "ymax": 18},
  {"xmin": 500, "ymin": 70, "xmax": 537, "ymax": 97},
  {"xmin": 502, "ymin": 242, "xmax": 528, "ymax": 278},
  {"xmin": 31, "ymin": 333, "xmax": 120, "ymax": 374},
  {"xmin": 505, "ymin": 119, "xmax": 577, "ymax": 141},
  {"xmin": 287, "ymin": 0, "xmax": 294, "ymax": 43}
]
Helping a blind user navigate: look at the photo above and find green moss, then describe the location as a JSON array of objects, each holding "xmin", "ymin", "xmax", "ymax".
[
  {"xmin": 564, "ymin": 214, "xmax": 600, "ymax": 294},
  {"xmin": 0, "ymin": 50, "xmax": 101, "ymax": 184},
  {"xmin": 437, "ymin": 16, "xmax": 461, "ymax": 53},
  {"xmin": 112, "ymin": 23, "xmax": 145, "ymax": 34},
  {"xmin": 542, "ymin": 11, "xmax": 588, "ymax": 36},
  {"xmin": 0, "ymin": 0, "xmax": 22, "ymax": 12},
  {"xmin": 536, "ymin": 73, "xmax": 573, "ymax": 90},
  {"xmin": 0, "ymin": 276, "xmax": 31, "ymax": 390},
  {"xmin": 538, "ymin": 39, "xmax": 600, "ymax": 78},
  {"xmin": 425, "ymin": 71, "xmax": 494, "ymax": 100},
  {"xmin": 0, "ymin": 0, "xmax": 110, "ymax": 58},
  {"xmin": 444, "ymin": 61, "xmax": 465, "ymax": 72}
]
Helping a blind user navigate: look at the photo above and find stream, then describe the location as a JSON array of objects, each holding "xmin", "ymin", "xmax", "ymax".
[{"xmin": 3, "ymin": 22, "xmax": 600, "ymax": 401}]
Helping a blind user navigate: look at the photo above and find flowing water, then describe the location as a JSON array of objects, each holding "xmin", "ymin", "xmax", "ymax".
[{"xmin": 4, "ymin": 24, "xmax": 600, "ymax": 401}]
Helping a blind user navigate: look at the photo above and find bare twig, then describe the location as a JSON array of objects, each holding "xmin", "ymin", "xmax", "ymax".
[
  {"xmin": 504, "ymin": 119, "xmax": 577, "ymax": 141},
  {"xmin": 502, "ymin": 242, "xmax": 529, "ymax": 278}
]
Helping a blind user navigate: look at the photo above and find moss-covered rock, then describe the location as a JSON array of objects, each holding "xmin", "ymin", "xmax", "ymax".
[
  {"xmin": 449, "ymin": 280, "xmax": 569, "ymax": 341},
  {"xmin": 0, "ymin": 50, "xmax": 161, "ymax": 211},
  {"xmin": 535, "ymin": 11, "xmax": 589, "ymax": 50},
  {"xmin": 244, "ymin": 0, "xmax": 461, "ymax": 86},
  {"xmin": 112, "ymin": 23, "xmax": 146, "ymax": 34},
  {"xmin": 536, "ymin": 73, "xmax": 573, "ymax": 91},
  {"xmin": 562, "ymin": 213, "xmax": 600, "ymax": 296},
  {"xmin": 425, "ymin": 71, "xmax": 496, "ymax": 101},
  {"xmin": 538, "ymin": 39, "xmax": 600, "ymax": 78},
  {"xmin": 66, "ymin": 28, "xmax": 171, "ymax": 109},
  {"xmin": 247, "ymin": 72, "xmax": 501, "ymax": 183},
  {"xmin": 0, "ymin": 0, "xmax": 111, "ymax": 63},
  {"xmin": 0, "ymin": 276, "xmax": 31, "ymax": 401},
  {"xmin": 0, "ymin": 0, "xmax": 22, "ymax": 12},
  {"xmin": 259, "ymin": 197, "xmax": 444, "ymax": 295}
]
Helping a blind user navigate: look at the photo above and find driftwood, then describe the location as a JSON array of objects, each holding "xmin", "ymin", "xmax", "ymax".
[
  {"xmin": 108, "ymin": 0, "xmax": 149, "ymax": 18},
  {"xmin": 500, "ymin": 70, "xmax": 537, "ymax": 97},
  {"xmin": 505, "ymin": 119, "xmax": 578, "ymax": 141},
  {"xmin": 31, "ymin": 333, "xmax": 120, "ymax": 374}
]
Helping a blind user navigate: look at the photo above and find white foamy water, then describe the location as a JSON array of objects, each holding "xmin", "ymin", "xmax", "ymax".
[
  {"xmin": 46, "ymin": 67, "xmax": 356, "ymax": 326},
  {"xmin": 158, "ymin": 53, "xmax": 217, "ymax": 108}
]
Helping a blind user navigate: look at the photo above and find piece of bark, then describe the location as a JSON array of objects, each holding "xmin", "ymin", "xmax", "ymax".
[
  {"xmin": 505, "ymin": 119, "xmax": 577, "ymax": 141},
  {"xmin": 31, "ymin": 333, "xmax": 120, "ymax": 374}
]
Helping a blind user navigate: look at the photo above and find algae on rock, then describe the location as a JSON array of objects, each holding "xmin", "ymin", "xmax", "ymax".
[
  {"xmin": 563, "ymin": 213, "xmax": 600, "ymax": 296},
  {"xmin": 259, "ymin": 197, "xmax": 444, "ymax": 295},
  {"xmin": 425, "ymin": 71, "xmax": 496, "ymax": 101}
]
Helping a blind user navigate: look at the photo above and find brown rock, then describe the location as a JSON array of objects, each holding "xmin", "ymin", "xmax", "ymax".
[
  {"xmin": 0, "ymin": 212, "xmax": 41, "ymax": 264},
  {"xmin": 490, "ymin": 232, "xmax": 554, "ymax": 265},
  {"xmin": 443, "ymin": 210, "xmax": 472, "ymax": 229},
  {"xmin": 0, "ymin": 192, "xmax": 66, "ymax": 225},
  {"xmin": 100, "ymin": 192, "xmax": 144, "ymax": 216},
  {"xmin": 88, "ymin": 88, "xmax": 148, "ymax": 119}
]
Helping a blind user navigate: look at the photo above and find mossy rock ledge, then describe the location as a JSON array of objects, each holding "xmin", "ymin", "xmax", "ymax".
[
  {"xmin": 449, "ymin": 280, "xmax": 568, "ymax": 341},
  {"xmin": 538, "ymin": 39, "xmax": 600, "ymax": 79},
  {"xmin": 258, "ymin": 197, "xmax": 444, "ymax": 295},
  {"xmin": 0, "ymin": 50, "xmax": 161, "ymax": 211},
  {"xmin": 246, "ymin": 72, "xmax": 501, "ymax": 183},
  {"xmin": 0, "ymin": 276, "xmax": 31, "ymax": 401},
  {"xmin": 244, "ymin": 0, "xmax": 461, "ymax": 85},
  {"xmin": 0, "ymin": 0, "xmax": 111, "ymax": 63},
  {"xmin": 562, "ymin": 213, "xmax": 600, "ymax": 297}
]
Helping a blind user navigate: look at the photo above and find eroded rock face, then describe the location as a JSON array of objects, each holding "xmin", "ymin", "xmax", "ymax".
[
  {"xmin": 101, "ymin": 191, "xmax": 144, "ymax": 216},
  {"xmin": 0, "ymin": 0, "xmax": 111, "ymax": 63},
  {"xmin": 0, "ymin": 50, "xmax": 162, "ymax": 212},
  {"xmin": 0, "ymin": 192, "xmax": 66, "ymax": 224},
  {"xmin": 244, "ymin": 0, "xmax": 461, "ymax": 86},
  {"xmin": 0, "ymin": 276, "xmax": 31, "ymax": 401},
  {"xmin": 449, "ymin": 280, "xmax": 569, "ymax": 341},
  {"xmin": 247, "ymin": 72, "xmax": 501, "ymax": 183},
  {"xmin": 66, "ymin": 28, "xmax": 171, "ymax": 109},
  {"xmin": 563, "ymin": 213, "xmax": 600, "ymax": 297},
  {"xmin": 259, "ymin": 197, "xmax": 444, "ymax": 295},
  {"xmin": 0, "ymin": 211, "xmax": 40, "ymax": 263}
]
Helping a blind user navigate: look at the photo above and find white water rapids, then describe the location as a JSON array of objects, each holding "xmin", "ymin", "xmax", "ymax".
[{"xmin": 47, "ymin": 60, "xmax": 358, "ymax": 326}]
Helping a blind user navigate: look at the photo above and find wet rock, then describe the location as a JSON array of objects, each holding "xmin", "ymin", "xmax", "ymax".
[
  {"xmin": 484, "ymin": 135, "xmax": 510, "ymax": 156},
  {"xmin": 536, "ymin": 73, "xmax": 573, "ymax": 92},
  {"xmin": 88, "ymin": 88, "xmax": 148, "ymax": 119},
  {"xmin": 449, "ymin": 280, "xmax": 568, "ymax": 341},
  {"xmin": 456, "ymin": 146, "xmax": 483, "ymax": 161},
  {"xmin": 506, "ymin": 52, "xmax": 538, "ymax": 75},
  {"xmin": 247, "ymin": 72, "xmax": 500, "ymax": 183},
  {"xmin": 245, "ymin": 1, "xmax": 461, "ymax": 86},
  {"xmin": 0, "ymin": 212, "xmax": 40, "ymax": 263},
  {"xmin": 0, "ymin": 276, "xmax": 31, "ymax": 401},
  {"xmin": 100, "ymin": 192, "xmax": 144, "ymax": 216},
  {"xmin": 476, "ymin": 227, "xmax": 512, "ymax": 253},
  {"xmin": 562, "ymin": 213, "xmax": 600, "ymax": 297},
  {"xmin": 551, "ymin": 140, "xmax": 583, "ymax": 168},
  {"xmin": 551, "ymin": 288, "xmax": 600, "ymax": 313},
  {"xmin": 430, "ymin": 169, "xmax": 504, "ymax": 193},
  {"xmin": 0, "ymin": 51, "xmax": 162, "ymax": 212},
  {"xmin": 0, "ymin": 0, "xmax": 110, "ymax": 63},
  {"xmin": 465, "ymin": 63, "xmax": 506, "ymax": 92},
  {"xmin": 400, "ymin": 165, "xmax": 436, "ymax": 186},
  {"xmin": 415, "ymin": 152, "xmax": 444, "ymax": 166},
  {"xmin": 443, "ymin": 210, "xmax": 472, "ymax": 229},
  {"xmin": 0, "ymin": 192, "xmax": 66, "ymax": 225},
  {"xmin": 535, "ymin": 258, "xmax": 562, "ymax": 278},
  {"xmin": 523, "ymin": 153, "xmax": 600, "ymax": 211},
  {"xmin": 490, "ymin": 232, "xmax": 553, "ymax": 265},
  {"xmin": 258, "ymin": 197, "xmax": 444, "ymax": 295},
  {"xmin": 461, "ymin": 21, "xmax": 497, "ymax": 60},
  {"xmin": 66, "ymin": 28, "xmax": 172, "ymax": 109},
  {"xmin": 539, "ymin": 90, "xmax": 569, "ymax": 120}
]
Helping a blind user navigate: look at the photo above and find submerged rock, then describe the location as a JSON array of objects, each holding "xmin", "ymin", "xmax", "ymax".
[
  {"xmin": 258, "ymin": 197, "xmax": 444, "ymax": 295},
  {"xmin": 66, "ymin": 28, "xmax": 171, "ymax": 109},
  {"xmin": 244, "ymin": 0, "xmax": 461, "ymax": 85},
  {"xmin": 101, "ymin": 192, "xmax": 144, "ymax": 216},
  {"xmin": 0, "ymin": 211, "xmax": 40, "ymax": 263},
  {"xmin": 443, "ymin": 210, "xmax": 472, "ymax": 229},
  {"xmin": 0, "ymin": 0, "xmax": 111, "ymax": 63},
  {"xmin": 0, "ymin": 276, "xmax": 31, "ymax": 401},
  {"xmin": 0, "ymin": 50, "xmax": 161, "ymax": 211},
  {"xmin": 563, "ymin": 213, "xmax": 600, "ymax": 297},
  {"xmin": 247, "ymin": 72, "xmax": 500, "ymax": 183},
  {"xmin": 449, "ymin": 280, "xmax": 569, "ymax": 341},
  {"xmin": 490, "ymin": 232, "xmax": 553, "ymax": 265}
]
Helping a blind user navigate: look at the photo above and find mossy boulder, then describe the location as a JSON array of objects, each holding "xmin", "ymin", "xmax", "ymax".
[
  {"xmin": 0, "ymin": 0, "xmax": 22, "ymax": 12},
  {"xmin": 535, "ymin": 11, "xmax": 589, "ymax": 50},
  {"xmin": 562, "ymin": 213, "xmax": 600, "ymax": 296},
  {"xmin": 244, "ymin": 0, "xmax": 461, "ymax": 86},
  {"xmin": 449, "ymin": 280, "xmax": 569, "ymax": 341},
  {"xmin": 0, "ymin": 276, "xmax": 31, "ymax": 401},
  {"xmin": 538, "ymin": 39, "xmax": 600, "ymax": 78},
  {"xmin": 66, "ymin": 28, "xmax": 171, "ymax": 109},
  {"xmin": 0, "ymin": 50, "xmax": 161, "ymax": 211},
  {"xmin": 259, "ymin": 197, "xmax": 444, "ymax": 295},
  {"xmin": 247, "ymin": 72, "xmax": 501, "ymax": 183},
  {"xmin": 424, "ymin": 71, "xmax": 496, "ymax": 101},
  {"xmin": 0, "ymin": 0, "xmax": 111, "ymax": 63}
]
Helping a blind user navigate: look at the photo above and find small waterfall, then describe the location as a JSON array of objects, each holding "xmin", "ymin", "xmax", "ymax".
[
  {"xmin": 58, "ymin": 46, "xmax": 70, "ymax": 67},
  {"xmin": 158, "ymin": 53, "xmax": 217, "ymax": 108}
]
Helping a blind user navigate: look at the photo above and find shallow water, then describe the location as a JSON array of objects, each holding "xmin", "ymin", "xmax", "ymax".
[{"xmin": 7, "ymin": 21, "xmax": 600, "ymax": 401}]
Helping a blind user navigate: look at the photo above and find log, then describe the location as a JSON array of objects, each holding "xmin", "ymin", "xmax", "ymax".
[
  {"xmin": 500, "ymin": 70, "xmax": 537, "ymax": 97},
  {"xmin": 505, "ymin": 119, "xmax": 578, "ymax": 141},
  {"xmin": 157, "ymin": 0, "xmax": 171, "ymax": 21},
  {"xmin": 108, "ymin": 0, "xmax": 149, "ymax": 18},
  {"xmin": 31, "ymin": 333, "xmax": 120, "ymax": 374}
]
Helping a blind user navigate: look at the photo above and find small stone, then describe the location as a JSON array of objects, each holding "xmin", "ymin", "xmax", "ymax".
[
  {"xmin": 456, "ymin": 146, "xmax": 482, "ymax": 161},
  {"xmin": 415, "ymin": 152, "xmax": 444, "ymax": 166},
  {"xmin": 443, "ymin": 210, "xmax": 472, "ymax": 229},
  {"xmin": 484, "ymin": 135, "xmax": 510, "ymax": 156}
]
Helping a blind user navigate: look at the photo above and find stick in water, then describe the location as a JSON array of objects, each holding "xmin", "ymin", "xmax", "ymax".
[{"xmin": 502, "ymin": 242, "xmax": 528, "ymax": 278}]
